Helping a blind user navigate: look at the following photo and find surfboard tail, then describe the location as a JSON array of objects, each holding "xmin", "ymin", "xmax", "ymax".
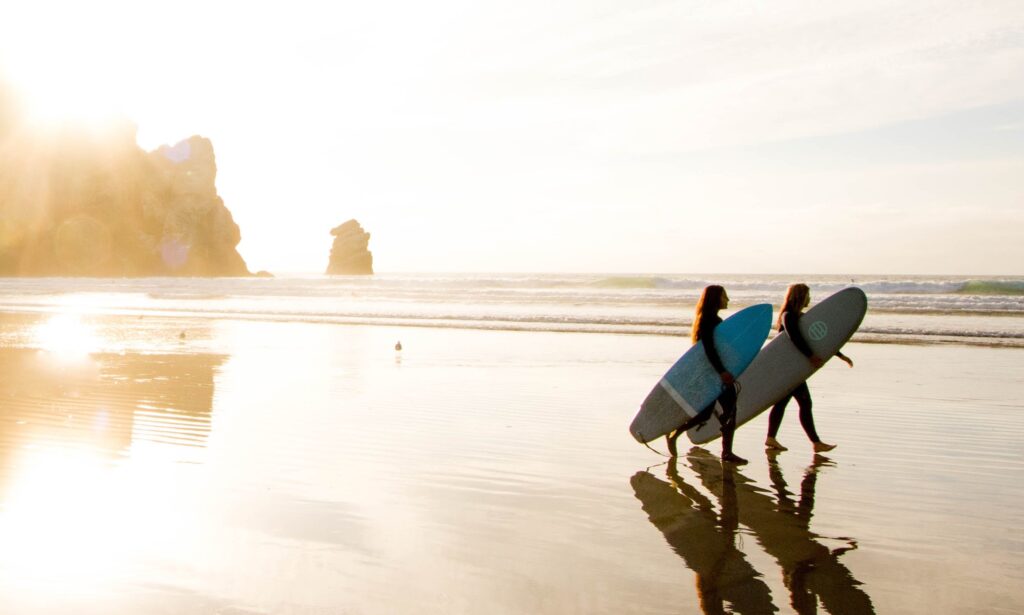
[{"xmin": 630, "ymin": 381, "xmax": 693, "ymax": 443}]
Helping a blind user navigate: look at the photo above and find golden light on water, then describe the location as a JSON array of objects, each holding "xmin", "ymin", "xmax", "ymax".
[
  {"xmin": 0, "ymin": 445, "xmax": 195, "ymax": 591},
  {"xmin": 33, "ymin": 313, "xmax": 101, "ymax": 358},
  {"xmin": 0, "ymin": 448, "xmax": 121, "ymax": 586},
  {"xmin": 0, "ymin": 337, "xmax": 222, "ymax": 601}
]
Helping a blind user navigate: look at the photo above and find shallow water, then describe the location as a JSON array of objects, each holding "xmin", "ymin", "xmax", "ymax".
[{"xmin": 0, "ymin": 312, "xmax": 1022, "ymax": 613}]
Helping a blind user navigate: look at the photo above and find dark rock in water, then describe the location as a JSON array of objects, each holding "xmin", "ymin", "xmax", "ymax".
[
  {"xmin": 326, "ymin": 219, "xmax": 373, "ymax": 275},
  {"xmin": 0, "ymin": 86, "xmax": 250, "ymax": 277}
]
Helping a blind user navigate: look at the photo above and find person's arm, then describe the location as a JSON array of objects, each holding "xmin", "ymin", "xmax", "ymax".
[
  {"xmin": 699, "ymin": 318, "xmax": 730, "ymax": 379},
  {"xmin": 783, "ymin": 311, "xmax": 817, "ymax": 360}
]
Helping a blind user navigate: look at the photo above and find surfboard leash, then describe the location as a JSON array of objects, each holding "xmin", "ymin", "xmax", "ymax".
[{"xmin": 641, "ymin": 439, "xmax": 671, "ymax": 457}]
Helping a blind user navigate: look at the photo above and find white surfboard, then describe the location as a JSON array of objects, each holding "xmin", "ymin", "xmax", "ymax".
[{"xmin": 687, "ymin": 287, "xmax": 867, "ymax": 444}]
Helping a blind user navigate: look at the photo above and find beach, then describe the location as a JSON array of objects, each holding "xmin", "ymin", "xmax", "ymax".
[
  {"xmin": 0, "ymin": 306, "xmax": 1022, "ymax": 614},
  {"xmin": 2, "ymin": 0, "xmax": 1022, "ymax": 610}
]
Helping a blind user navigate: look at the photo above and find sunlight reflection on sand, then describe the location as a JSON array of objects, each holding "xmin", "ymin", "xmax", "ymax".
[{"xmin": 0, "ymin": 311, "xmax": 1021, "ymax": 613}]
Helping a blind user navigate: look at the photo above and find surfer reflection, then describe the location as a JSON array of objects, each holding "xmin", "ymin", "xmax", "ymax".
[
  {"xmin": 632, "ymin": 451, "xmax": 875, "ymax": 615},
  {"xmin": 631, "ymin": 458, "xmax": 776, "ymax": 614},
  {"xmin": 687, "ymin": 448, "xmax": 875, "ymax": 614}
]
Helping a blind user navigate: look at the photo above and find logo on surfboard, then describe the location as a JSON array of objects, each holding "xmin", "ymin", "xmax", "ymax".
[{"xmin": 808, "ymin": 321, "xmax": 828, "ymax": 341}]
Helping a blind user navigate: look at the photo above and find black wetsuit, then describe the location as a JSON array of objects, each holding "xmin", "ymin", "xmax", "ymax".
[
  {"xmin": 681, "ymin": 316, "xmax": 738, "ymax": 436},
  {"xmin": 767, "ymin": 311, "xmax": 822, "ymax": 442}
]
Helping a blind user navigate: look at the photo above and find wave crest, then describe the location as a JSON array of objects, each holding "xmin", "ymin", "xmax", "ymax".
[{"xmin": 957, "ymin": 280, "xmax": 1024, "ymax": 296}]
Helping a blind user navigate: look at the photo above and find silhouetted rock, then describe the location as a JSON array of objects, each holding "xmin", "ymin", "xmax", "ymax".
[
  {"xmin": 326, "ymin": 219, "xmax": 373, "ymax": 275},
  {"xmin": 144, "ymin": 136, "xmax": 249, "ymax": 276},
  {"xmin": 0, "ymin": 87, "xmax": 249, "ymax": 277}
]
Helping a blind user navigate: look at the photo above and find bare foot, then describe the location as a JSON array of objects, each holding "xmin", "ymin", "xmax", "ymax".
[
  {"xmin": 813, "ymin": 441, "xmax": 837, "ymax": 453},
  {"xmin": 765, "ymin": 437, "xmax": 788, "ymax": 451},
  {"xmin": 724, "ymin": 450, "xmax": 749, "ymax": 464}
]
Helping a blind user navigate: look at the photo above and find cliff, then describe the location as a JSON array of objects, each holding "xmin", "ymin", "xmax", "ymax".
[
  {"xmin": 0, "ymin": 88, "xmax": 249, "ymax": 276},
  {"xmin": 326, "ymin": 219, "xmax": 373, "ymax": 275}
]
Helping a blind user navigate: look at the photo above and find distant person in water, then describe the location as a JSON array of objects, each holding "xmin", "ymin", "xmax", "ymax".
[
  {"xmin": 667, "ymin": 285, "xmax": 747, "ymax": 464},
  {"xmin": 765, "ymin": 283, "xmax": 853, "ymax": 453}
]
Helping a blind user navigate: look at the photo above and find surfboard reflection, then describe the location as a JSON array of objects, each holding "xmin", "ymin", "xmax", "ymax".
[
  {"xmin": 631, "ymin": 462, "xmax": 776, "ymax": 614},
  {"xmin": 632, "ymin": 450, "xmax": 875, "ymax": 615}
]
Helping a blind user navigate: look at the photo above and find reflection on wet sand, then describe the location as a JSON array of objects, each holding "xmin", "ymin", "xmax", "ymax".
[
  {"xmin": 0, "ymin": 348, "xmax": 226, "ymax": 485},
  {"xmin": 0, "ymin": 347, "xmax": 229, "ymax": 600},
  {"xmin": 632, "ymin": 462, "xmax": 776, "ymax": 614},
  {"xmin": 633, "ymin": 449, "xmax": 875, "ymax": 615}
]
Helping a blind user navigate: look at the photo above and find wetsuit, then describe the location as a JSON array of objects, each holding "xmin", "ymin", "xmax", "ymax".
[{"xmin": 767, "ymin": 311, "xmax": 845, "ymax": 443}]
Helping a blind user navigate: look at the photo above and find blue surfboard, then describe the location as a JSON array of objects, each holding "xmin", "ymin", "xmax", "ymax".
[{"xmin": 629, "ymin": 303, "xmax": 772, "ymax": 443}]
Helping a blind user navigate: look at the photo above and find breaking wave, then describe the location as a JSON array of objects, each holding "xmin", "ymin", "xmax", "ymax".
[{"xmin": 0, "ymin": 273, "xmax": 1022, "ymax": 347}]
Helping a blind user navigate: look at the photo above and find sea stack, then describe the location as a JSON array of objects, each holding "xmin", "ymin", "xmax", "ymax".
[{"xmin": 326, "ymin": 219, "xmax": 373, "ymax": 275}]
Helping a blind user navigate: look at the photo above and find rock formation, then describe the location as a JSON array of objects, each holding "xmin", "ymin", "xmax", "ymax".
[
  {"xmin": 326, "ymin": 219, "xmax": 373, "ymax": 275},
  {"xmin": 0, "ymin": 86, "xmax": 250, "ymax": 276}
]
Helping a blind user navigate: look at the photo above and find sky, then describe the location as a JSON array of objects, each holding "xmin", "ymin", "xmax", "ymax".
[{"xmin": 1, "ymin": 0, "xmax": 1022, "ymax": 275}]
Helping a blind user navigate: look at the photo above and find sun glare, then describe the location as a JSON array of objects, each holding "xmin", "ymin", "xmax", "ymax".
[
  {"xmin": 1, "ymin": 6, "xmax": 189, "ymax": 142},
  {"xmin": 20, "ymin": 87, "xmax": 126, "ymax": 132},
  {"xmin": 33, "ymin": 313, "xmax": 102, "ymax": 358},
  {"xmin": 0, "ymin": 446, "xmax": 191, "ymax": 591},
  {"xmin": 2, "ymin": 45, "xmax": 130, "ymax": 133}
]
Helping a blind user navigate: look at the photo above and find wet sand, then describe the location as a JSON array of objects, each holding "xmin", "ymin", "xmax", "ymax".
[{"xmin": 0, "ymin": 312, "xmax": 1022, "ymax": 614}]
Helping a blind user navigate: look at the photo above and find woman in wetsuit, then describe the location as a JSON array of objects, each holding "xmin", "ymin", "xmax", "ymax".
[
  {"xmin": 764, "ymin": 283, "xmax": 853, "ymax": 453},
  {"xmin": 667, "ymin": 285, "xmax": 747, "ymax": 464}
]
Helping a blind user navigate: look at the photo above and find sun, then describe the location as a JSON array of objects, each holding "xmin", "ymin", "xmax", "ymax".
[
  {"xmin": 0, "ymin": 11, "xmax": 120, "ymax": 128},
  {"xmin": 0, "ymin": 4, "xmax": 222, "ymax": 151},
  {"xmin": 0, "ymin": 3, "xmax": 169, "ymax": 137},
  {"xmin": 2, "ymin": 42, "xmax": 133, "ymax": 133},
  {"xmin": 17, "ymin": 80, "xmax": 126, "ymax": 131}
]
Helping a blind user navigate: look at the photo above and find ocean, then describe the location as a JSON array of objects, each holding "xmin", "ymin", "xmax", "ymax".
[{"xmin": 0, "ymin": 273, "xmax": 1022, "ymax": 347}]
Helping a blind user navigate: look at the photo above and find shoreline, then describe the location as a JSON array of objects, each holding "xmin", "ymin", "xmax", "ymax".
[{"xmin": 3, "ymin": 307, "xmax": 1022, "ymax": 350}]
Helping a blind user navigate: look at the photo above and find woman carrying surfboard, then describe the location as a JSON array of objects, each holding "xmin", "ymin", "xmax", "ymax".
[
  {"xmin": 765, "ymin": 283, "xmax": 853, "ymax": 453},
  {"xmin": 667, "ymin": 285, "xmax": 747, "ymax": 464}
]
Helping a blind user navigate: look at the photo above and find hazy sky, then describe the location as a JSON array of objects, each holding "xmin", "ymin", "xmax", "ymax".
[{"xmin": 1, "ymin": 1, "xmax": 1022, "ymax": 274}]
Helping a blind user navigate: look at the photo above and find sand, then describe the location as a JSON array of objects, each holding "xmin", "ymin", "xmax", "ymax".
[{"xmin": 0, "ymin": 311, "xmax": 1022, "ymax": 614}]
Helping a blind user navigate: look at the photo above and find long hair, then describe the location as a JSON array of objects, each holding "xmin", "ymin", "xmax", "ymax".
[
  {"xmin": 692, "ymin": 285, "xmax": 726, "ymax": 343},
  {"xmin": 777, "ymin": 283, "xmax": 810, "ymax": 329}
]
